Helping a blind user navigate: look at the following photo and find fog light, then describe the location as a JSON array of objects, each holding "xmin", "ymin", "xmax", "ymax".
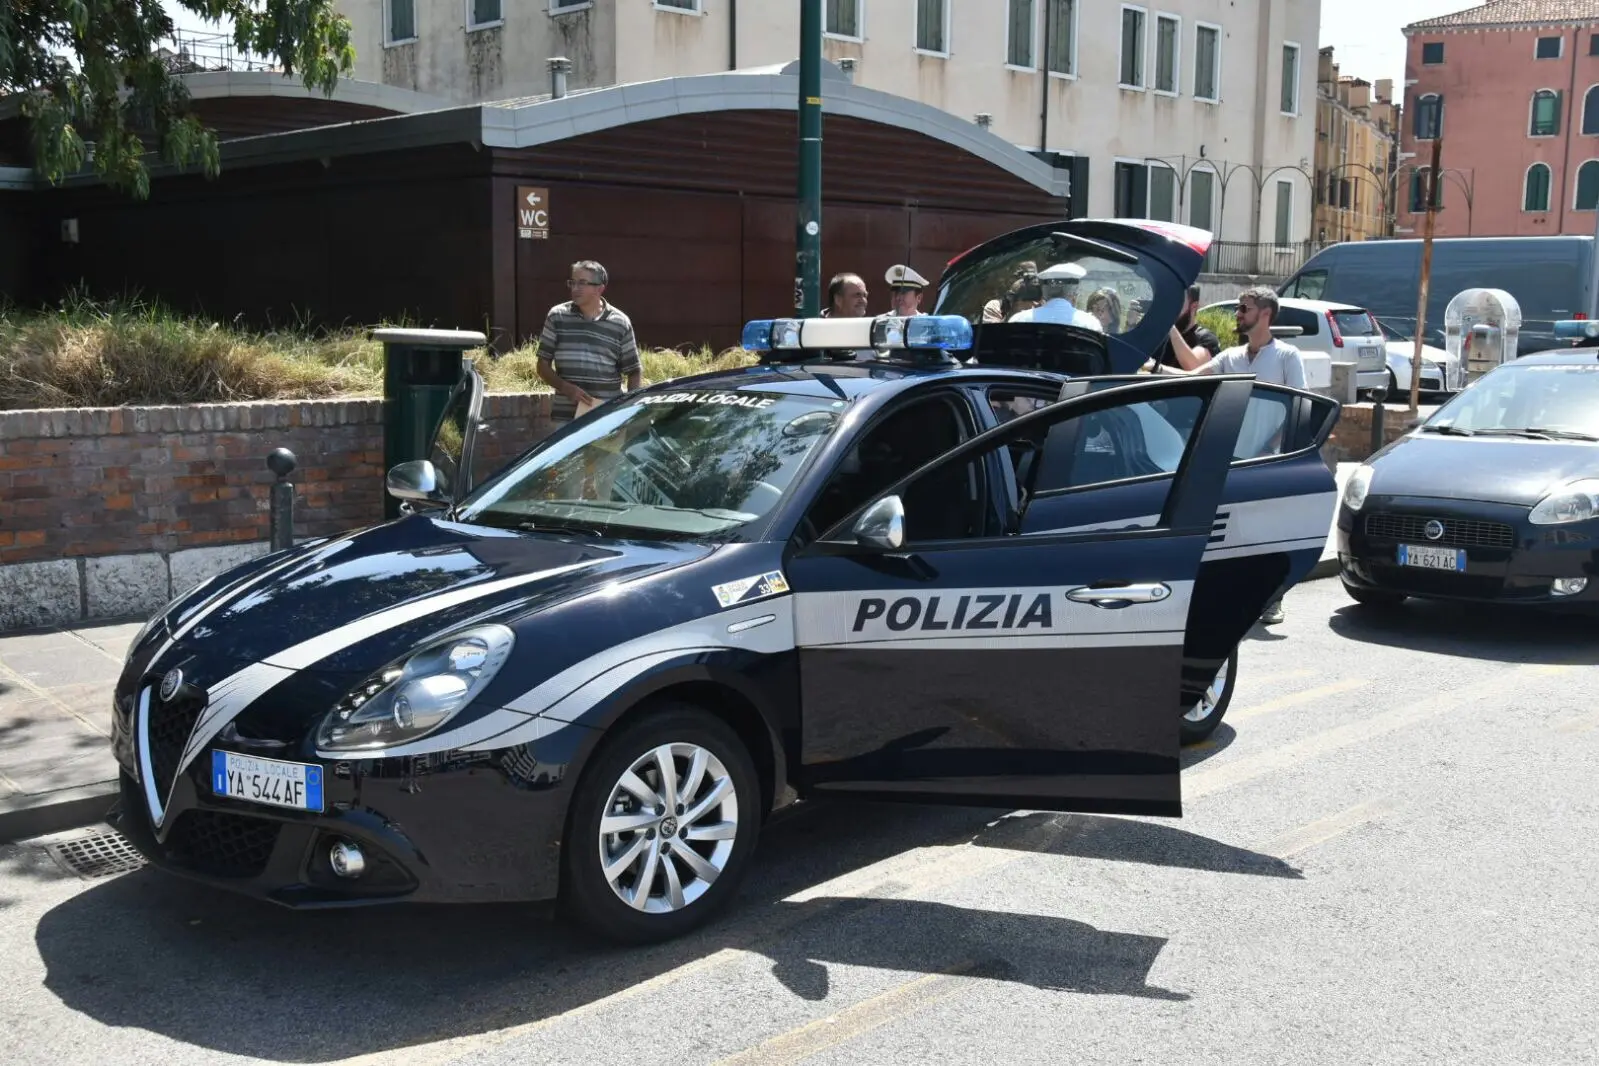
[
  {"xmin": 1551, "ymin": 577, "xmax": 1588, "ymax": 596},
  {"xmin": 329, "ymin": 841, "xmax": 366, "ymax": 878}
]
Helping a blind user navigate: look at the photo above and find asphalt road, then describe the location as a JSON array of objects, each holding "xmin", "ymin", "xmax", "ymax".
[{"xmin": 1, "ymin": 578, "xmax": 1596, "ymax": 1066}]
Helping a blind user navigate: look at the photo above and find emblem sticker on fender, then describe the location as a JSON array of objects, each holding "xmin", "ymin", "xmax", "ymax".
[{"xmin": 712, "ymin": 570, "xmax": 791, "ymax": 608}]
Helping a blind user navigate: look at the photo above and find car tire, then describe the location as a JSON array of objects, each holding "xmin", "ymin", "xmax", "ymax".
[
  {"xmin": 1181, "ymin": 651, "xmax": 1237, "ymax": 746},
  {"xmin": 1342, "ymin": 580, "xmax": 1407, "ymax": 608},
  {"xmin": 561, "ymin": 702, "xmax": 763, "ymax": 944}
]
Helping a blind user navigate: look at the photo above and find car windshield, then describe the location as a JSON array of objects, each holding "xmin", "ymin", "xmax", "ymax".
[
  {"xmin": 1423, "ymin": 362, "xmax": 1599, "ymax": 440},
  {"xmin": 455, "ymin": 388, "xmax": 845, "ymax": 540},
  {"xmin": 935, "ymin": 235, "xmax": 1159, "ymax": 335}
]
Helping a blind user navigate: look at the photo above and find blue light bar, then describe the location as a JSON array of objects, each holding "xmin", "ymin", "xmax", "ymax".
[
  {"xmin": 1553, "ymin": 319, "xmax": 1599, "ymax": 340},
  {"xmin": 905, "ymin": 315, "xmax": 975, "ymax": 351},
  {"xmin": 738, "ymin": 314, "xmax": 974, "ymax": 354},
  {"xmin": 741, "ymin": 320, "xmax": 775, "ymax": 350}
]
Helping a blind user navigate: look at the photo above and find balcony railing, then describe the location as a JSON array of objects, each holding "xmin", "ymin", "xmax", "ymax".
[
  {"xmin": 1200, "ymin": 240, "xmax": 1321, "ymax": 278},
  {"xmin": 156, "ymin": 29, "xmax": 279, "ymax": 75}
]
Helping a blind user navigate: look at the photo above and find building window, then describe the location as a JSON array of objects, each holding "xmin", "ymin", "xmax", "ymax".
[
  {"xmin": 1422, "ymin": 41, "xmax": 1444, "ymax": 65},
  {"xmin": 1525, "ymin": 163, "xmax": 1552, "ymax": 212},
  {"xmin": 655, "ymin": 0, "xmax": 700, "ymax": 10},
  {"xmin": 1120, "ymin": 7, "xmax": 1147, "ymax": 88},
  {"xmin": 1193, "ymin": 23, "xmax": 1220, "ymax": 101},
  {"xmin": 1536, "ymin": 36, "xmax": 1563, "ymax": 59},
  {"xmin": 1414, "ymin": 93, "xmax": 1442, "ymax": 139},
  {"xmin": 550, "ymin": 0, "xmax": 589, "ymax": 10},
  {"xmin": 1577, "ymin": 161, "xmax": 1599, "ymax": 210},
  {"xmin": 1410, "ymin": 167, "xmax": 1442, "ymax": 212},
  {"xmin": 1531, "ymin": 90, "xmax": 1563, "ymax": 137},
  {"xmin": 1591, "ymin": 33, "xmax": 1599, "ymax": 56},
  {"xmin": 469, "ymin": 0, "xmax": 501, "ymax": 27},
  {"xmin": 916, "ymin": 0, "xmax": 947, "ymax": 53},
  {"xmin": 1045, "ymin": 0, "xmax": 1077, "ymax": 76},
  {"xmin": 388, "ymin": 0, "xmax": 416, "ymax": 42},
  {"xmin": 1114, "ymin": 161, "xmax": 1147, "ymax": 217},
  {"xmin": 1007, "ymin": 0, "xmax": 1035, "ymax": 67},
  {"xmin": 1281, "ymin": 42, "xmax": 1300, "ymax": 115},
  {"xmin": 1274, "ymin": 180, "xmax": 1293, "ymax": 246},
  {"xmin": 1190, "ymin": 168, "xmax": 1216, "ymax": 230},
  {"xmin": 1149, "ymin": 165, "xmax": 1176, "ymax": 220},
  {"xmin": 1153, "ymin": 14, "xmax": 1179, "ymax": 94},
  {"xmin": 826, "ymin": 0, "xmax": 861, "ymax": 39},
  {"xmin": 1584, "ymin": 85, "xmax": 1599, "ymax": 135}
]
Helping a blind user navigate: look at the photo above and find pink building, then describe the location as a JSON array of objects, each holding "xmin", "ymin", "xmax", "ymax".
[{"xmin": 1398, "ymin": 0, "xmax": 1599, "ymax": 238}]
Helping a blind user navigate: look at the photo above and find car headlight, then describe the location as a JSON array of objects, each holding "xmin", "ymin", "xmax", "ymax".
[
  {"xmin": 1343, "ymin": 464, "xmax": 1375, "ymax": 512},
  {"xmin": 315, "ymin": 624, "xmax": 515, "ymax": 752},
  {"xmin": 1529, "ymin": 478, "xmax": 1599, "ymax": 525}
]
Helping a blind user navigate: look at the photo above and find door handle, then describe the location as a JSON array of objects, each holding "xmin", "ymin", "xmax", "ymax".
[{"xmin": 1066, "ymin": 582, "xmax": 1172, "ymax": 607}]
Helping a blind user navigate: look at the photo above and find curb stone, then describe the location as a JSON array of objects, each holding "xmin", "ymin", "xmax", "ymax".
[{"xmin": 0, "ymin": 782, "xmax": 118, "ymax": 846}]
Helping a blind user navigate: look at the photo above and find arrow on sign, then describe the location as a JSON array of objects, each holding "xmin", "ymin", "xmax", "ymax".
[{"xmin": 525, "ymin": 191, "xmax": 542, "ymax": 206}]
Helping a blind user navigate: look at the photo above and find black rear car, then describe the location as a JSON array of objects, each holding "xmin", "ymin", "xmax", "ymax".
[{"xmin": 1335, "ymin": 348, "xmax": 1599, "ymax": 611}]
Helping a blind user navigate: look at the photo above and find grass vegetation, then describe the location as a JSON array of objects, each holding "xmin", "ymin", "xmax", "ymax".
[{"xmin": 0, "ymin": 294, "xmax": 756, "ymax": 411}]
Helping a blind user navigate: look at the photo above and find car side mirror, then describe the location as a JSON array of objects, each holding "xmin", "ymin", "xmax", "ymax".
[
  {"xmin": 852, "ymin": 496, "xmax": 905, "ymax": 551},
  {"xmin": 386, "ymin": 459, "xmax": 445, "ymax": 504}
]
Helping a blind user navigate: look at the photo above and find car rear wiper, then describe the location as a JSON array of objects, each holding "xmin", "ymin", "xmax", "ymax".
[{"xmin": 1420, "ymin": 424, "xmax": 1474, "ymax": 436}]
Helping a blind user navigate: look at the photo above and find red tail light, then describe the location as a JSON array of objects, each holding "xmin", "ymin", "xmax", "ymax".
[
  {"xmin": 1326, "ymin": 311, "xmax": 1344, "ymax": 347},
  {"xmin": 1578, "ymin": 313, "xmax": 1589, "ymax": 320}
]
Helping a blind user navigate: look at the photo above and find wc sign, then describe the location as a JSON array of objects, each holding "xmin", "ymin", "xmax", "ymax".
[{"xmin": 516, "ymin": 186, "xmax": 550, "ymax": 240}]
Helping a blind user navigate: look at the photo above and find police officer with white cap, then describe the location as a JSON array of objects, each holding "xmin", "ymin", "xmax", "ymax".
[
  {"xmin": 884, "ymin": 264, "xmax": 929, "ymax": 317},
  {"xmin": 1007, "ymin": 262, "xmax": 1103, "ymax": 331}
]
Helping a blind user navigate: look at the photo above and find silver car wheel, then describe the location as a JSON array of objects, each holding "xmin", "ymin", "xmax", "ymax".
[
  {"xmin": 1185, "ymin": 661, "xmax": 1230, "ymax": 723},
  {"xmin": 598, "ymin": 742, "xmax": 740, "ymax": 914}
]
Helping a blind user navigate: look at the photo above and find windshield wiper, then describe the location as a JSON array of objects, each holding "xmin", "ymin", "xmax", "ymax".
[
  {"xmin": 1474, "ymin": 428, "xmax": 1566, "ymax": 441},
  {"xmin": 1421, "ymin": 424, "xmax": 1474, "ymax": 436},
  {"xmin": 1517, "ymin": 427, "xmax": 1599, "ymax": 442}
]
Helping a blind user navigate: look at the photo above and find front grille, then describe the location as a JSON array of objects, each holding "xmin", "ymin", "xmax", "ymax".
[
  {"xmin": 146, "ymin": 689, "xmax": 206, "ymax": 808},
  {"xmin": 1363, "ymin": 512, "xmax": 1515, "ymax": 549},
  {"xmin": 166, "ymin": 810, "xmax": 280, "ymax": 879}
]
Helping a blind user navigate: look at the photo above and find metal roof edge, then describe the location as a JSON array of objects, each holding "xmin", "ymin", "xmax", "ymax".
[
  {"xmin": 478, "ymin": 72, "xmax": 1070, "ymax": 200},
  {"xmin": 0, "ymin": 165, "xmax": 36, "ymax": 190},
  {"xmin": 172, "ymin": 71, "xmax": 453, "ymax": 114}
]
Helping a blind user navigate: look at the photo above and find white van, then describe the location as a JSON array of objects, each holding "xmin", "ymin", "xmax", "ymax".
[{"xmin": 1201, "ymin": 297, "xmax": 1387, "ymax": 394}]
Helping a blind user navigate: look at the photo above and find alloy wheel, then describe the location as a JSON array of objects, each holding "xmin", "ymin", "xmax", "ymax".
[
  {"xmin": 597, "ymin": 742, "xmax": 740, "ymax": 914},
  {"xmin": 1185, "ymin": 661, "xmax": 1230, "ymax": 723}
]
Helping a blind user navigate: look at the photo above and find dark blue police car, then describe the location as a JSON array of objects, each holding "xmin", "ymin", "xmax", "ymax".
[
  {"xmin": 1336, "ymin": 342, "xmax": 1599, "ymax": 611},
  {"xmin": 109, "ymin": 220, "xmax": 1341, "ymax": 943}
]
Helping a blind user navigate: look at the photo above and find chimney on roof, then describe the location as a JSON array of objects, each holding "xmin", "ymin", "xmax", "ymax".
[{"xmin": 548, "ymin": 56, "xmax": 571, "ymax": 99}]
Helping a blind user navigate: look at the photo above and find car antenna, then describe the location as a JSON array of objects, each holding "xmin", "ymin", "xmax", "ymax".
[{"xmin": 812, "ymin": 372, "xmax": 849, "ymax": 401}]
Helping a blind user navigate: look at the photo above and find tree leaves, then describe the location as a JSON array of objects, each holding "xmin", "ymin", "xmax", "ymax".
[{"xmin": 1, "ymin": 1, "xmax": 355, "ymax": 198}]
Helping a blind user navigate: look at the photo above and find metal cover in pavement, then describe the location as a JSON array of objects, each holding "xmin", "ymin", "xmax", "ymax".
[{"xmin": 43, "ymin": 827, "xmax": 146, "ymax": 880}]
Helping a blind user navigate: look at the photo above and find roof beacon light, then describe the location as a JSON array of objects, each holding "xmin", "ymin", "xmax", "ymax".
[
  {"xmin": 1553, "ymin": 319, "xmax": 1599, "ymax": 340},
  {"xmin": 740, "ymin": 314, "xmax": 974, "ymax": 355}
]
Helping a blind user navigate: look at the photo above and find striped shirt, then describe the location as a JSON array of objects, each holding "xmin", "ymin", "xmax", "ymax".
[{"xmin": 537, "ymin": 300, "xmax": 641, "ymax": 420}]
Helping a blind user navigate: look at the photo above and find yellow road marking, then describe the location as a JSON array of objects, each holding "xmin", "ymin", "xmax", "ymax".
[
  {"xmin": 709, "ymin": 960, "xmax": 990, "ymax": 1066},
  {"xmin": 1260, "ymin": 797, "xmax": 1395, "ymax": 859},
  {"xmin": 1226, "ymin": 678, "xmax": 1370, "ymax": 725},
  {"xmin": 1186, "ymin": 663, "xmax": 1573, "ymax": 802}
]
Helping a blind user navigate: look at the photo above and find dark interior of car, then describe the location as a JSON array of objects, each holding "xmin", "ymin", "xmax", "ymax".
[{"xmin": 969, "ymin": 322, "xmax": 1112, "ymax": 376}]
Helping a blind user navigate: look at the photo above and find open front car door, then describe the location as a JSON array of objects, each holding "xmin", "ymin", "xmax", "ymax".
[{"xmin": 786, "ymin": 375, "xmax": 1254, "ymax": 818}]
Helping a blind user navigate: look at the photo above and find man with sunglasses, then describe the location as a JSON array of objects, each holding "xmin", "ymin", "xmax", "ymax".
[{"xmin": 537, "ymin": 260, "xmax": 643, "ymax": 425}]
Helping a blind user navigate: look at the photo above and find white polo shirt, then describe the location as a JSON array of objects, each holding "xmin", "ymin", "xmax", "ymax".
[
  {"xmin": 1197, "ymin": 338, "xmax": 1307, "ymax": 388},
  {"xmin": 1009, "ymin": 298, "xmax": 1105, "ymax": 332}
]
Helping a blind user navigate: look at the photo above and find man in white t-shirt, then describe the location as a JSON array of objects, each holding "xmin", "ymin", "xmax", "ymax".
[
  {"xmin": 1146, "ymin": 286, "xmax": 1305, "ymax": 626},
  {"xmin": 1008, "ymin": 262, "xmax": 1105, "ymax": 331}
]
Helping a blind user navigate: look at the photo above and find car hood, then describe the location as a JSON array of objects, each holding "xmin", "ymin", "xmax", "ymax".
[
  {"xmin": 1370, "ymin": 433, "xmax": 1599, "ymax": 506},
  {"xmin": 155, "ymin": 515, "xmax": 712, "ymax": 673}
]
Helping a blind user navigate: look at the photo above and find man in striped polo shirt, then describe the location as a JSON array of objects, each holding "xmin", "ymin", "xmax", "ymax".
[{"xmin": 536, "ymin": 260, "xmax": 642, "ymax": 424}]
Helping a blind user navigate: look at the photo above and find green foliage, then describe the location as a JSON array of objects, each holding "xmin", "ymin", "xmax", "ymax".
[
  {"xmin": 0, "ymin": 293, "xmax": 758, "ymax": 410},
  {"xmin": 1, "ymin": 1, "xmax": 355, "ymax": 197},
  {"xmin": 1196, "ymin": 307, "xmax": 1239, "ymax": 350}
]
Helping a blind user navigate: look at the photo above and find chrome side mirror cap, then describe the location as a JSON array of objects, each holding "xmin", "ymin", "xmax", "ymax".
[
  {"xmin": 853, "ymin": 495, "xmax": 905, "ymax": 551},
  {"xmin": 386, "ymin": 459, "xmax": 445, "ymax": 503}
]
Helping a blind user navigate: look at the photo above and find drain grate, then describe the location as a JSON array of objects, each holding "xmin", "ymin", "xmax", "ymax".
[{"xmin": 43, "ymin": 827, "xmax": 147, "ymax": 879}]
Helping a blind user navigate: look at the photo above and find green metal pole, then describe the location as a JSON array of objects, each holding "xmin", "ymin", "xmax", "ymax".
[{"xmin": 796, "ymin": 0, "xmax": 822, "ymax": 317}]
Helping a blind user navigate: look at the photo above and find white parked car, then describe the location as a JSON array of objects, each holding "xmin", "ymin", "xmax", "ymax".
[
  {"xmin": 1201, "ymin": 297, "xmax": 1387, "ymax": 395},
  {"xmin": 1374, "ymin": 317, "xmax": 1464, "ymax": 399}
]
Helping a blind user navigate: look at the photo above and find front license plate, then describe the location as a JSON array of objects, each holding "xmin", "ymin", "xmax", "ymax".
[
  {"xmin": 212, "ymin": 750, "xmax": 324, "ymax": 812},
  {"xmin": 1397, "ymin": 544, "xmax": 1467, "ymax": 572}
]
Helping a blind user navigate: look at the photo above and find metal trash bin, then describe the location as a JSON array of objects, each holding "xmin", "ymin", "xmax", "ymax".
[{"xmin": 372, "ymin": 328, "xmax": 487, "ymax": 519}]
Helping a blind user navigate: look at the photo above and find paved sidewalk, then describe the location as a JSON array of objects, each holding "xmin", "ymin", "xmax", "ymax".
[
  {"xmin": 0, "ymin": 621, "xmax": 136, "ymax": 842},
  {"xmin": 0, "ymin": 464, "xmax": 1359, "ymax": 843}
]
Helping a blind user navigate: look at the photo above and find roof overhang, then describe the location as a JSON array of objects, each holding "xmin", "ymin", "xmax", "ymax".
[{"xmin": 0, "ymin": 72, "xmax": 449, "ymax": 123}]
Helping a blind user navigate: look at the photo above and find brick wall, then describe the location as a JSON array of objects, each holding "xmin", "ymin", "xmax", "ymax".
[
  {"xmin": 1322, "ymin": 402, "xmax": 1420, "ymax": 464},
  {"xmin": 0, "ymin": 394, "xmax": 556, "ymax": 567}
]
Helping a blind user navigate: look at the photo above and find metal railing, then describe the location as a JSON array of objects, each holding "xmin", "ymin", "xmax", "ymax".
[
  {"xmin": 157, "ymin": 29, "xmax": 279, "ymax": 75},
  {"xmin": 1200, "ymin": 240, "xmax": 1321, "ymax": 277}
]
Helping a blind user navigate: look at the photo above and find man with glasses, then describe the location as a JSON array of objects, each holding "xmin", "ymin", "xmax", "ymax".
[{"xmin": 536, "ymin": 260, "xmax": 642, "ymax": 425}]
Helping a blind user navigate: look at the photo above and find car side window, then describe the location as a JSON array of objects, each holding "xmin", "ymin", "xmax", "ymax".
[
  {"xmin": 1286, "ymin": 270, "xmax": 1327, "ymax": 300},
  {"xmin": 428, "ymin": 385, "xmax": 472, "ymax": 497},
  {"xmin": 1234, "ymin": 388, "xmax": 1294, "ymax": 460},
  {"xmin": 1032, "ymin": 396, "xmax": 1203, "ymax": 495},
  {"xmin": 1276, "ymin": 307, "xmax": 1320, "ymax": 336}
]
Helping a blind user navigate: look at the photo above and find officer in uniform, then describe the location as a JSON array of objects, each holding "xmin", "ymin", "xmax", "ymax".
[
  {"xmin": 1007, "ymin": 262, "xmax": 1104, "ymax": 332},
  {"xmin": 885, "ymin": 264, "xmax": 929, "ymax": 317}
]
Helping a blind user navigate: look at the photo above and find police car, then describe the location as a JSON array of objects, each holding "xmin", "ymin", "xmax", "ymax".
[{"xmin": 108, "ymin": 220, "xmax": 1340, "ymax": 944}]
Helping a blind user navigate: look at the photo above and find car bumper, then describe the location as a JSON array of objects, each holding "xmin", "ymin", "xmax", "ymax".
[
  {"xmin": 109, "ymin": 690, "xmax": 596, "ymax": 908},
  {"xmin": 1336, "ymin": 499, "xmax": 1599, "ymax": 608}
]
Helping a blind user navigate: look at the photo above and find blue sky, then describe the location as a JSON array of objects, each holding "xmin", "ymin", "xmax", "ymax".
[{"xmin": 168, "ymin": 0, "xmax": 1477, "ymax": 89}]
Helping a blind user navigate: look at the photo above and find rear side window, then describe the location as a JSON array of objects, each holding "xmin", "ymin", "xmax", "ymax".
[
  {"xmin": 1284, "ymin": 270, "xmax": 1327, "ymax": 300},
  {"xmin": 1276, "ymin": 308, "xmax": 1320, "ymax": 336},
  {"xmin": 1036, "ymin": 397, "xmax": 1203, "ymax": 492},
  {"xmin": 1234, "ymin": 390, "xmax": 1293, "ymax": 461},
  {"xmin": 1331, "ymin": 310, "xmax": 1380, "ymax": 336}
]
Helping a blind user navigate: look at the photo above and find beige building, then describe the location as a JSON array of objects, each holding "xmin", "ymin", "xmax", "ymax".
[
  {"xmin": 342, "ymin": 0, "xmax": 1321, "ymax": 250},
  {"xmin": 1313, "ymin": 47, "xmax": 1399, "ymax": 245}
]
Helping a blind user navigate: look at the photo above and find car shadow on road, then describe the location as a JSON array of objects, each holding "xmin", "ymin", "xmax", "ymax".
[
  {"xmin": 34, "ymin": 798, "xmax": 1194, "ymax": 1061},
  {"xmin": 1327, "ymin": 599, "xmax": 1599, "ymax": 665},
  {"xmin": 966, "ymin": 809, "xmax": 1302, "ymax": 881}
]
